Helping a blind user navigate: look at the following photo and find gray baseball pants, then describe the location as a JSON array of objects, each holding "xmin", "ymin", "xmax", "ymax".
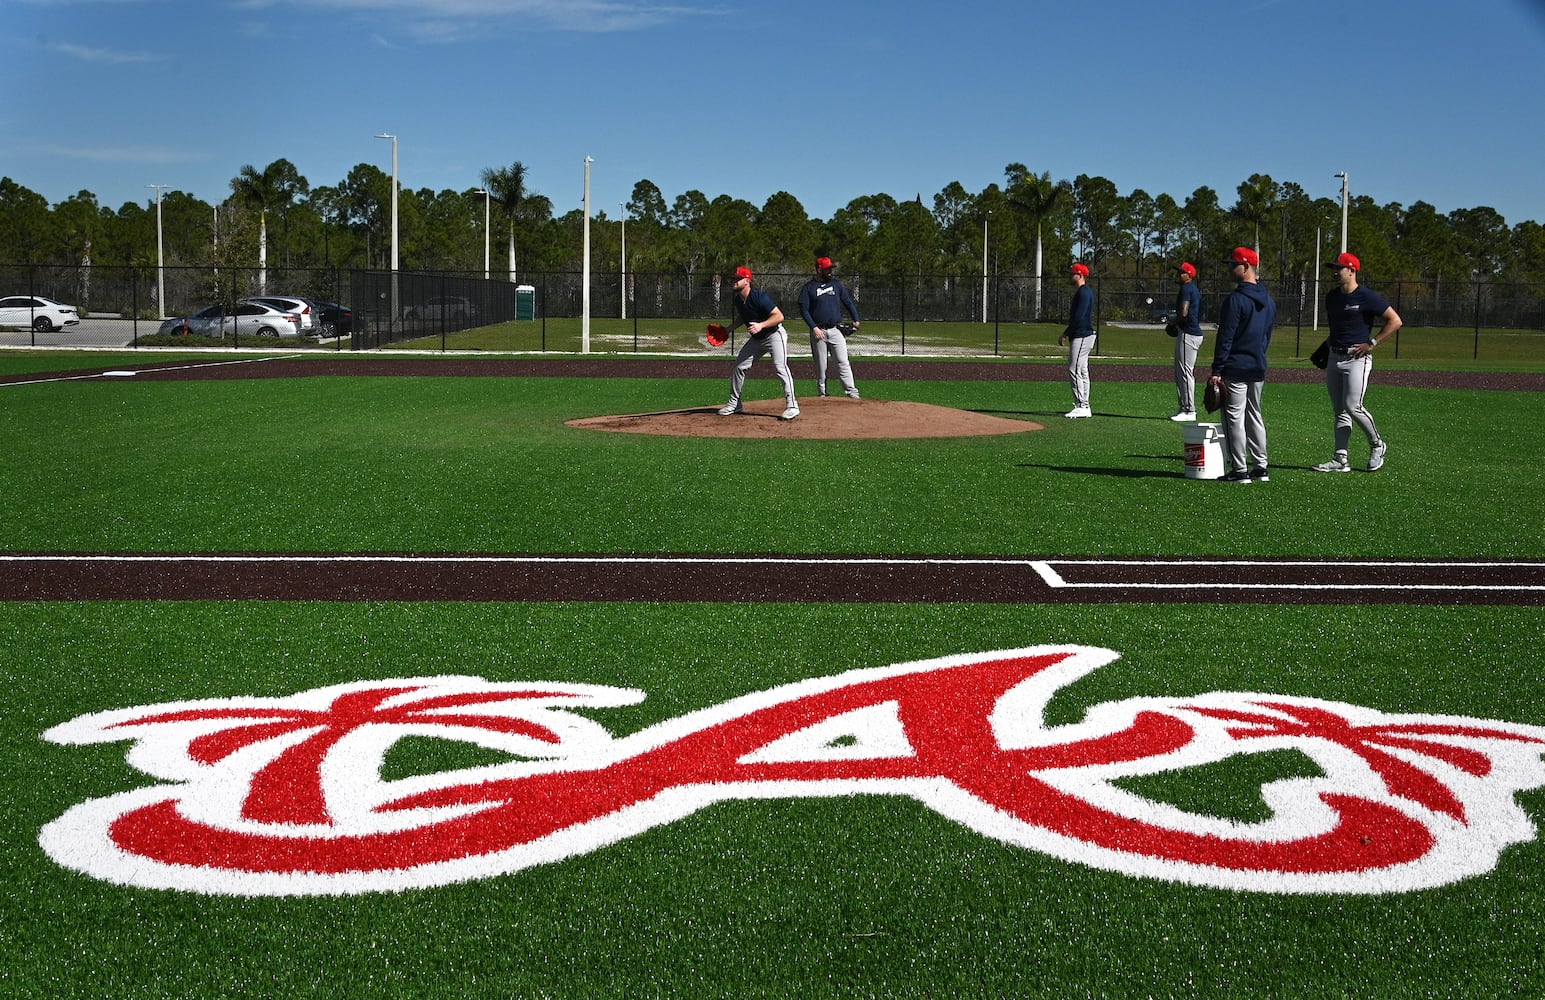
[
  {"xmin": 1173, "ymin": 332, "xmax": 1203, "ymax": 413},
  {"xmin": 729, "ymin": 326, "xmax": 797, "ymax": 408},
  {"xmin": 1327, "ymin": 351, "xmax": 1381, "ymax": 457},
  {"xmin": 810, "ymin": 326, "xmax": 858, "ymax": 397},
  {"xmin": 1220, "ymin": 378, "xmax": 1268, "ymax": 474},
  {"xmin": 1067, "ymin": 335, "xmax": 1095, "ymax": 409}
]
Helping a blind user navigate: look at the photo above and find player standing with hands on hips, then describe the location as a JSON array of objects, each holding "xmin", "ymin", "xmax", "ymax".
[
  {"xmin": 1058, "ymin": 263, "xmax": 1095, "ymax": 418},
  {"xmin": 1315, "ymin": 252, "xmax": 1400, "ymax": 472},
  {"xmin": 1208, "ymin": 247, "xmax": 1277, "ymax": 483},
  {"xmin": 1169, "ymin": 262, "xmax": 1204, "ymax": 420},
  {"xmin": 798, "ymin": 256, "xmax": 861, "ymax": 398},
  {"xmin": 717, "ymin": 265, "xmax": 800, "ymax": 421}
]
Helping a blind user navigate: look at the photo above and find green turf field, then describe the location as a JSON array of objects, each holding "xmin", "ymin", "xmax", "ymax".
[{"xmin": 1, "ymin": 352, "xmax": 1542, "ymax": 998}]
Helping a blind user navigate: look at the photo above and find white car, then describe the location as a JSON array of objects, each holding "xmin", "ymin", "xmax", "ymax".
[
  {"xmin": 157, "ymin": 302, "xmax": 301, "ymax": 339},
  {"xmin": 0, "ymin": 295, "xmax": 81, "ymax": 332},
  {"xmin": 245, "ymin": 296, "xmax": 317, "ymax": 334}
]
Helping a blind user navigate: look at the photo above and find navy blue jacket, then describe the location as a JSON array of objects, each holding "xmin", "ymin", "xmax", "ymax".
[
  {"xmin": 1211, "ymin": 281, "xmax": 1276, "ymax": 381},
  {"xmin": 1175, "ymin": 282, "xmax": 1203, "ymax": 336},
  {"xmin": 798, "ymin": 278, "xmax": 860, "ymax": 329},
  {"xmin": 1063, "ymin": 284, "xmax": 1094, "ymax": 339}
]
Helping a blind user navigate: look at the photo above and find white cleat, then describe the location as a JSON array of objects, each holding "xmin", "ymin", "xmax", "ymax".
[
  {"xmin": 1169, "ymin": 411, "xmax": 1197, "ymax": 422},
  {"xmin": 1369, "ymin": 440, "xmax": 1388, "ymax": 472},
  {"xmin": 780, "ymin": 406, "xmax": 800, "ymax": 421},
  {"xmin": 716, "ymin": 403, "xmax": 742, "ymax": 416},
  {"xmin": 1064, "ymin": 406, "xmax": 1092, "ymax": 419}
]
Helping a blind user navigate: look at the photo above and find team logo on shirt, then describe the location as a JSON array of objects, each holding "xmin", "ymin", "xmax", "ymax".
[{"xmin": 39, "ymin": 646, "xmax": 1545, "ymax": 897}]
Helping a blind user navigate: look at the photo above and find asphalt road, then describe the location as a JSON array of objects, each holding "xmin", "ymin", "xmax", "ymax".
[{"xmin": 0, "ymin": 317, "xmax": 153, "ymax": 349}]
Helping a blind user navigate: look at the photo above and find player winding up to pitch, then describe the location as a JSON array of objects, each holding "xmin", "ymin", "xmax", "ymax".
[
  {"xmin": 1315, "ymin": 252, "xmax": 1399, "ymax": 473},
  {"xmin": 717, "ymin": 266, "xmax": 800, "ymax": 421},
  {"xmin": 797, "ymin": 256, "xmax": 862, "ymax": 398}
]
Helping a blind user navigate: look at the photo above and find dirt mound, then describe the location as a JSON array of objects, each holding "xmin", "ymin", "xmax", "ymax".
[{"xmin": 565, "ymin": 396, "xmax": 1043, "ymax": 439}]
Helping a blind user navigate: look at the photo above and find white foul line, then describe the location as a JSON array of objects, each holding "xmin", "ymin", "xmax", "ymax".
[
  {"xmin": 0, "ymin": 354, "xmax": 302, "ymax": 388},
  {"xmin": 1028, "ymin": 559, "xmax": 1545, "ymax": 593},
  {"xmin": 0, "ymin": 554, "xmax": 1541, "ymax": 594}
]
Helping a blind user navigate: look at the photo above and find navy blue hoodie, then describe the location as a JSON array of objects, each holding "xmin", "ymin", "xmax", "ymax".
[{"xmin": 1211, "ymin": 281, "xmax": 1276, "ymax": 381}]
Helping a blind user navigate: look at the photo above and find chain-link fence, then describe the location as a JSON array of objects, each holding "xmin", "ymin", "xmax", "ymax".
[{"xmin": 4, "ymin": 262, "xmax": 1542, "ymax": 358}]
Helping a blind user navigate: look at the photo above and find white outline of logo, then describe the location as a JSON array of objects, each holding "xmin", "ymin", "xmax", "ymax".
[{"xmin": 39, "ymin": 646, "xmax": 1545, "ymax": 897}]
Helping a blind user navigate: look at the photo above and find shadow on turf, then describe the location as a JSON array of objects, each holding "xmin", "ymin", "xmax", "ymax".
[{"xmin": 1015, "ymin": 454, "xmax": 1186, "ymax": 478}]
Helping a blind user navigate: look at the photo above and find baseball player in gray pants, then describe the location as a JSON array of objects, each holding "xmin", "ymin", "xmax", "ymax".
[
  {"xmin": 798, "ymin": 256, "xmax": 861, "ymax": 398},
  {"xmin": 1316, "ymin": 252, "xmax": 1399, "ymax": 472},
  {"xmin": 718, "ymin": 266, "xmax": 799, "ymax": 421}
]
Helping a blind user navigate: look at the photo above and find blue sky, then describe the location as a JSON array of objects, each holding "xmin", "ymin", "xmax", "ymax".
[{"xmin": 5, "ymin": 0, "xmax": 1545, "ymax": 228}]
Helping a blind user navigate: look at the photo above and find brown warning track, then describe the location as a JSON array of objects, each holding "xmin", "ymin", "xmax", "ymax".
[{"xmin": 1, "ymin": 555, "xmax": 1541, "ymax": 605}]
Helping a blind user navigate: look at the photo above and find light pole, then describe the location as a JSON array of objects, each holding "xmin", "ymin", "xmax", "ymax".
[
  {"xmin": 473, "ymin": 188, "xmax": 490, "ymax": 280},
  {"xmin": 376, "ymin": 133, "xmax": 399, "ymax": 328},
  {"xmin": 145, "ymin": 185, "xmax": 167, "ymax": 318},
  {"xmin": 581, "ymin": 156, "xmax": 592, "ymax": 354},
  {"xmin": 981, "ymin": 211, "xmax": 991, "ymax": 323},
  {"xmin": 619, "ymin": 202, "xmax": 627, "ymax": 320},
  {"xmin": 1335, "ymin": 171, "xmax": 1349, "ymax": 253}
]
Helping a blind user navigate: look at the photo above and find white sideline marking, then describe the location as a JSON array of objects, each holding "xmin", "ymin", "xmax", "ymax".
[
  {"xmin": 1029, "ymin": 559, "xmax": 1545, "ymax": 593},
  {"xmin": 1, "ymin": 354, "xmax": 301, "ymax": 387},
  {"xmin": 1, "ymin": 555, "xmax": 1541, "ymax": 594}
]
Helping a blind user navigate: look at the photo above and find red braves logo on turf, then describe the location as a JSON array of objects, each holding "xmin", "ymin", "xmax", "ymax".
[{"xmin": 39, "ymin": 646, "xmax": 1545, "ymax": 896}]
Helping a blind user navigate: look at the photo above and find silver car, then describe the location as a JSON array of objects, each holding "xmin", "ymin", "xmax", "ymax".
[
  {"xmin": 245, "ymin": 295, "xmax": 318, "ymax": 334},
  {"xmin": 0, "ymin": 295, "xmax": 81, "ymax": 332},
  {"xmin": 158, "ymin": 302, "xmax": 301, "ymax": 339}
]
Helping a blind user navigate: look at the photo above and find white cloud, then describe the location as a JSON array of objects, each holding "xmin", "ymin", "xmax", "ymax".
[
  {"xmin": 294, "ymin": 0, "xmax": 718, "ymax": 33},
  {"xmin": 49, "ymin": 42, "xmax": 161, "ymax": 64}
]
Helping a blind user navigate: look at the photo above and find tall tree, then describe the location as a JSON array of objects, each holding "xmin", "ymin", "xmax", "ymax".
[
  {"xmin": 1072, "ymin": 174, "xmax": 1123, "ymax": 267},
  {"xmin": 0, "ymin": 177, "xmax": 51, "ymax": 262},
  {"xmin": 230, "ymin": 159, "xmax": 308, "ymax": 289},
  {"xmin": 1232, "ymin": 173, "xmax": 1279, "ymax": 263},
  {"xmin": 1004, "ymin": 166, "xmax": 1069, "ymax": 317},
  {"xmin": 758, "ymin": 191, "xmax": 815, "ymax": 269},
  {"xmin": 479, "ymin": 162, "xmax": 527, "ymax": 282}
]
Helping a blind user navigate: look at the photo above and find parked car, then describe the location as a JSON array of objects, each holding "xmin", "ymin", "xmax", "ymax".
[
  {"xmin": 403, "ymin": 296, "xmax": 477, "ymax": 324},
  {"xmin": 313, "ymin": 301, "xmax": 354, "ymax": 338},
  {"xmin": 0, "ymin": 295, "xmax": 81, "ymax": 332},
  {"xmin": 157, "ymin": 301, "xmax": 301, "ymax": 339},
  {"xmin": 1147, "ymin": 299, "xmax": 1178, "ymax": 324},
  {"xmin": 245, "ymin": 295, "xmax": 317, "ymax": 334}
]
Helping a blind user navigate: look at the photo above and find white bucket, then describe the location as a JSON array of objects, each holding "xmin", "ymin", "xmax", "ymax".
[{"xmin": 1182, "ymin": 423, "xmax": 1224, "ymax": 480}]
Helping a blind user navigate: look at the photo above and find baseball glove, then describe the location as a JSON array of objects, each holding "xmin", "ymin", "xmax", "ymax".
[
  {"xmin": 1309, "ymin": 339, "xmax": 1330, "ymax": 369},
  {"xmin": 837, "ymin": 321, "xmax": 858, "ymax": 336},
  {"xmin": 1203, "ymin": 380, "xmax": 1226, "ymax": 414},
  {"xmin": 705, "ymin": 323, "xmax": 729, "ymax": 347},
  {"xmin": 1164, "ymin": 322, "xmax": 1179, "ymax": 339}
]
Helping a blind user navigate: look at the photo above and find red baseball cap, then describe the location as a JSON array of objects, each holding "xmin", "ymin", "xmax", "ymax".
[
  {"xmin": 1070, "ymin": 262, "xmax": 1089, "ymax": 277},
  {"xmin": 730, "ymin": 266, "xmax": 752, "ymax": 281},
  {"xmin": 1327, "ymin": 252, "xmax": 1361, "ymax": 271},
  {"xmin": 816, "ymin": 256, "xmax": 833, "ymax": 270},
  {"xmin": 1177, "ymin": 262, "xmax": 1196, "ymax": 276},
  {"xmin": 1222, "ymin": 247, "xmax": 1258, "ymax": 268}
]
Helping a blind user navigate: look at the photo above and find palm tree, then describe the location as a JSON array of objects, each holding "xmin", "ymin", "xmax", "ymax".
[
  {"xmin": 479, "ymin": 162, "xmax": 527, "ymax": 282},
  {"xmin": 1233, "ymin": 174, "xmax": 1279, "ymax": 263},
  {"xmin": 1006, "ymin": 165, "xmax": 1068, "ymax": 318},
  {"xmin": 230, "ymin": 160, "xmax": 307, "ymax": 293},
  {"xmin": 227, "ymin": 159, "xmax": 305, "ymax": 293}
]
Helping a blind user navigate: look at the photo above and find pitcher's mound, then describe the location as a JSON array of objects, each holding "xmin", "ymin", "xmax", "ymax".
[{"xmin": 566, "ymin": 396, "xmax": 1043, "ymax": 439}]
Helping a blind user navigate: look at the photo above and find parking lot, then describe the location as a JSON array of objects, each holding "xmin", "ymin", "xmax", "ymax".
[{"xmin": 0, "ymin": 316, "xmax": 151, "ymax": 349}]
